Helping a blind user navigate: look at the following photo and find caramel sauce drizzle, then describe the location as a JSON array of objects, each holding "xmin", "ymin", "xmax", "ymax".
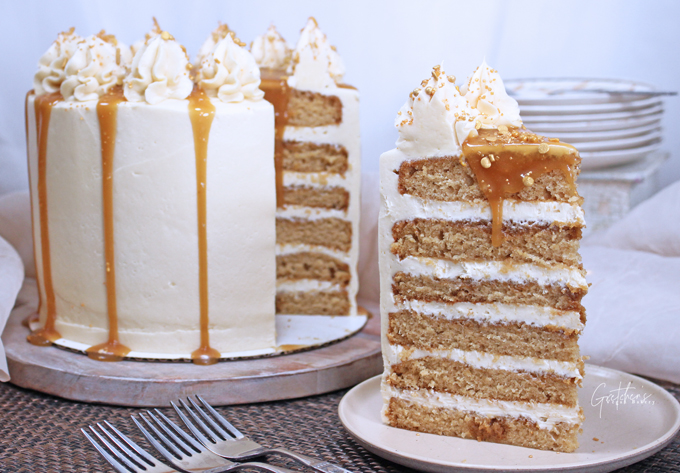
[
  {"xmin": 462, "ymin": 128, "xmax": 580, "ymax": 247},
  {"xmin": 259, "ymin": 68, "xmax": 290, "ymax": 208},
  {"xmin": 86, "ymin": 86, "xmax": 131, "ymax": 362},
  {"xmin": 188, "ymin": 86, "xmax": 220, "ymax": 366},
  {"xmin": 27, "ymin": 91, "xmax": 63, "ymax": 346}
]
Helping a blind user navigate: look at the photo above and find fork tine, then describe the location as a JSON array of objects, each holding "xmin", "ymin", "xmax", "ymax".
[
  {"xmin": 82, "ymin": 428, "xmax": 130, "ymax": 473},
  {"xmin": 196, "ymin": 395, "xmax": 244, "ymax": 439},
  {"xmin": 87, "ymin": 425, "xmax": 140, "ymax": 472},
  {"xmin": 178, "ymin": 399, "xmax": 221, "ymax": 443},
  {"xmin": 102, "ymin": 420, "xmax": 159, "ymax": 467},
  {"xmin": 171, "ymin": 400, "xmax": 216, "ymax": 446},
  {"xmin": 187, "ymin": 397, "xmax": 231, "ymax": 439},
  {"xmin": 152, "ymin": 408, "xmax": 204, "ymax": 452},
  {"xmin": 133, "ymin": 414, "xmax": 182, "ymax": 461}
]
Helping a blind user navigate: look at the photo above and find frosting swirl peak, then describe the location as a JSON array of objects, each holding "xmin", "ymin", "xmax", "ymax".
[
  {"xmin": 123, "ymin": 32, "xmax": 194, "ymax": 105},
  {"xmin": 251, "ymin": 25, "xmax": 291, "ymax": 70},
  {"xmin": 34, "ymin": 28, "xmax": 83, "ymax": 96},
  {"xmin": 288, "ymin": 17, "xmax": 345, "ymax": 91}
]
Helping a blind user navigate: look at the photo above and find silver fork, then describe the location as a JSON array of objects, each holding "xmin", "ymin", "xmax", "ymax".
[
  {"xmin": 82, "ymin": 421, "xmax": 179, "ymax": 473},
  {"xmin": 133, "ymin": 409, "xmax": 300, "ymax": 473},
  {"xmin": 173, "ymin": 396, "xmax": 354, "ymax": 473}
]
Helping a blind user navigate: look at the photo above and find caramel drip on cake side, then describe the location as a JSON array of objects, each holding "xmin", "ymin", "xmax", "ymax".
[
  {"xmin": 27, "ymin": 91, "xmax": 63, "ymax": 346},
  {"xmin": 86, "ymin": 86, "xmax": 131, "ymax": 362},
  {"xmin": 462, "ymin": 128, "xmax": 580, "ymax": 247},
  {"xmin": 188, "ymin": 86, "xmax": 220, "ymax": 366},
  {"xmin": 260, "ymin": 68, "xmax": 290, "ymax": 208}
]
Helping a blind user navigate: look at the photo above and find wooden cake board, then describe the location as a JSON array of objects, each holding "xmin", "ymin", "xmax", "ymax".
[{"xmin": 4, "ymin": 297, "xmax": 382, "ymax": 407}]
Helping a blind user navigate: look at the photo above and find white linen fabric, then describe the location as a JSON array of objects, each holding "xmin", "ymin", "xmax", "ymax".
[{"xmin": 0, "ymin": 179, "xmax": 679, "ymax": 382}]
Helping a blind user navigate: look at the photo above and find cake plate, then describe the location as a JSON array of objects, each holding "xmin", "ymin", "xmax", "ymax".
[
  {"xmin": 4, "ymin": 282, "xmax": 382, "ymax": 407},
  {"xmin": 339, "ymin": 367, "xmax": 680, "ymax": 473}
]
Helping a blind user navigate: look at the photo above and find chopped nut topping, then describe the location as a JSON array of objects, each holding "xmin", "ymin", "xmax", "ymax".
[
  {"xmin": 549, "ymin": 137, "xmax": 560, "ymax": 142},
  {"xmin": 523, "ymin": 175, "xmax": 534, "ymax": 187},
  {"xmin": 425, "ymin": 86, "xmax": 435, "ymax": 96},
  {"xmin": 160, "ymin": 31, "xmax": 174, "ymax": 41},
  {"xmin": 486, "ymin": 135, "xmax": 497, "ymax": 142},
  {"xmin": 498, "ymin": 125, "xmax": 508, "ymax": 134},
  {"xmin": 538, "ymin": 143, "xmax": 549, "ymax": 154},
  {"xmin": 481, "ymin": 157, "xmax": 492, "ymax": 168},
  {"xmin": 475, "ymin": 120, "xmax": 482, "ymax": 130}
]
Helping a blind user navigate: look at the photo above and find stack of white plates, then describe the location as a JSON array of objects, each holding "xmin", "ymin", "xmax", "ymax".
[{"xmin": 504, "ymin": 78, "xmax": 665, "ymax": 170}]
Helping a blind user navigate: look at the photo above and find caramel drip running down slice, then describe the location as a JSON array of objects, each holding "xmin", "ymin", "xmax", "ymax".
[
  {"xmin": 259, "ymin": 68, "xmax": 290, "ymax": 208},
  {"xmin": 27, "ymin": 91, "xmax": 63, "ymax": 346},
  {"xmin": 188, "ymin": 86, "xmax": 220, "ymax": 366},
  {"xmin": 462, "ymin": 128, "xmax": 580, "ymax": 247},
  {"xmin": 87, "ymin": 86, "xmax": 131, "ymax": 362}
]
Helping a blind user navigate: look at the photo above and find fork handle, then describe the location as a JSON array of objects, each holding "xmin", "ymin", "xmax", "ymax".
[
  {"xmin": 231, "ymin": 461, "xmax": 301, "ymax": 473},
  {"xmin": 270, "ymin": 448, "xmax": 354, "ymax": 473}
]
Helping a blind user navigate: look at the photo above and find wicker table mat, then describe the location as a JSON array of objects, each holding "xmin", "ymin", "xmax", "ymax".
[{"xmin": 0, "ymin": 379, "xmax": 678, "ymax": 473}]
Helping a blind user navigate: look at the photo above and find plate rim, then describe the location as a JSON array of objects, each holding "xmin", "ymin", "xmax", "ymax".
[{"xmin": 339, "ymin": 365, "xmax": 680, "ymax": 473}]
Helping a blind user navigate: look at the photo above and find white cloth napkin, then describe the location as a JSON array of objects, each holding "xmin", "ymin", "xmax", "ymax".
[{"xmin": 0, "ymin": 233, "xmax": 24, "ymax": 382}]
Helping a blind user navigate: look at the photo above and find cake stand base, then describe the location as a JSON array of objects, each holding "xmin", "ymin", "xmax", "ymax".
[{"xmin": 4, "ymin": 292, "xmax": 382, "ymax": 407}]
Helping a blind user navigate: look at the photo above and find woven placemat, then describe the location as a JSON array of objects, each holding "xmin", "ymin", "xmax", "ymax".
[{"xmin": 0, "ymin": 379, "xmax": 678, "ymax": 473}]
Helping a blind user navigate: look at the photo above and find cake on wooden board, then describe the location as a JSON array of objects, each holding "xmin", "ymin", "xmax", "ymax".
[{"xmin": 379, "ymin": 61, "xmax": 587, "ymax": 452}]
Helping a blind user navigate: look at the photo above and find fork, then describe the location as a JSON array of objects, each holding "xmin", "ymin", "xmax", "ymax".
[
  {"xmin": 82, "ymin": 421, "xmax": 179, "ymax": 473},
  {"xmin": 133, "ymin": 409, "xmax": 300, "ymax": 473},
  {"xmin": 173, "ymin": 396, "xmax": 354, "ymax": 473}
]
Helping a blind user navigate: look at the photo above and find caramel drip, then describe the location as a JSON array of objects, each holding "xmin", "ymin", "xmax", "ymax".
[
  {"xmin": 259, "ymin": 68, "xmax": 290, "ymax": 208},
  {"xmin": 86, "ymin": 86, "xmax": 131, "ymax": 362},
  {"xmin": 27, "ymin": 91, "xmax": 62, "ymax": 346},
  {"xmin": 462, "ymin": 128, "xmax": 580, "ymax": 247},
  {"xmin": 188, "ymin": 86, "xmax": 220, "ymax": 366}
]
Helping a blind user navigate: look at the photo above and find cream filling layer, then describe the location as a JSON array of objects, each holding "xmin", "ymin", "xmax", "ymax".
[
  {"xmin": 276, "ymin": 279, "xmax": 344, "ymax": 293},
  {"xmin": 283, "ymin": 171, "xmax": 350, "ymax": 191},
  {"xmin": 393, "ymin": 255, "xmax": 587, "ymax": 289},
  {"xmin": 389, "ymin": 300, "xmax": 584, "ymax": 332},
  {"xmin": 385, "ymin": 193, "xmax": 584, "ymax": 226},
  {"xmin": 277, "ymin": 243, "xmax": 350, "ymax": 263},
  {"xmin": 276, "ymin": 205, "xmax": 348, "ymax": 221},
  {"xmin": 384, "ymin": 344, "xmax": 582, "ymax": 380},
  {"xmin": 381, "ymin": 382, "xmax": 582, "ymax": 430}
]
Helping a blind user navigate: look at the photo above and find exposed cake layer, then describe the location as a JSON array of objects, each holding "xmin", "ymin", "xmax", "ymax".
[
  {"xmin": 287, "ymin": 89, "xmax": 342, "ymax": 126},
  {"xmin": 391, "ymin": 218, "xmax": 582, "ymax": 267},
  {"xmin": 276, "ymin": 217, "xmax": 352, "ymax": 252},
  {"xmin": 276, "ymin": 278, "xmax": 350, "ymax": 315},
  {"xmin": 398, "ymin": 157, "xmax": 581, "ymax": 204},
  {"xmin": 277, "ymin": 252, "xmax": 350, "ymax": 286},
  {"xmin": 393, "ymin": 272, "xmax": 585, "ymax": 312},
  {"xmin": 383, "ymin": 392, "xmax": 581, "ymax": 452},
  {"xmin": 283, "ymin": 186, "xmax": 349, "ymax": 210},
  {"xmin": 282, "ymin": 141, "xmax": 348, "ymax": 174},
  {"xmin": 388, "ymin": 310, "xmax": 580, "ymax": 361}
]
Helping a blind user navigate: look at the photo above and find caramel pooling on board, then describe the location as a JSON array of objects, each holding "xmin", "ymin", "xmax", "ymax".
[{"xmin": 462, "ymin": 128, "xmax": 580, "ymax": 247}]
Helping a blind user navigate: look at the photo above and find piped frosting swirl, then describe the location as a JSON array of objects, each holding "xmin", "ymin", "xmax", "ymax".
[
  {"xmin": 34, "ymin": 28, "xmax": 83, "ymax": 96},
  {"xmin": 287, "ymin": 18, "xmax": 345, "ymax": 91},
  {"xmin": 123, "ymin": 31, "xmax": 194, "ymax": 105},
  {"xmin": 251, "ymin": 25, "xmax": 291, "ymax": 70}
]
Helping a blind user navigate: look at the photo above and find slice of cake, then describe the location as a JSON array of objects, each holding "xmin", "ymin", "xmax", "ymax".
[
  {"xmin": 26, "ymin": 27, "xmax": 276, "ymax": 363},
  {"xmin": 379, "ymin": 62, "xmax": 587, "ymax": 452},
  {"xmin": 251, "ymin": 19, "xmax": 361, "ymax": 316}
]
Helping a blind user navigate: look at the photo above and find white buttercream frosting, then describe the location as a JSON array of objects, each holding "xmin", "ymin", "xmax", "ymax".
[
  {"xmin": 276, "ymin": 279, "xmax": 343, "ymax": 293},
  {"xmin": 276, "ymin": 205, "xmax": 347, "ymax": 221},
  {"xmin": 382, "ymin": 383, "xmax": 582, "ymax": 430},
  {"xmin": 196, "ymin": 34, "xmax": 264, "ymax": 103},
  {"xmin": 396, "ymin": 63, "xmax": 477, "ymax": 158},
  {"xmin": 123, "ymin": 32, "xmax": 193, "ymax": 105},
  {"xmin": 287, "ymin": 18, "xmax": 345, "ymax": 91},
  {"xmin": 34, "ymin": 28, "xmax": 83, "ymax": 96},
  {"xmin": 251, "ymin": 25, "xmax": 292, "ymax": 70},
  {"xmin": 60, "ymin": 34, "xmax": 128, "ymax": 102},
  {"xmin": 130, "ymin": 18, "xmax": 162, "ymax": 57},
  {"xmin": 395, "ymin": 61, "xmax": 523, "ymax": 158},
  {"xmin": 385, "ymin": 344, "xmax": 582, "ymax": 380},
  {"xmin": 460, "ymin": 59, "xmax": 522, "ymax": 129},
  {"xmin": 390, "ymin": 300, "xmax": 584, "ymax": 332}
]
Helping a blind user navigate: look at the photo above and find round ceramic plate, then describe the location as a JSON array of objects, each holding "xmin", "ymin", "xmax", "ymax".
[
  {"xmin": 526, "ymin": 115, "xmax": 662, "ymax": 134},
  {"xmin": 520, "ymin": 104, "xmax": 663, "ymax": 124},
  {"xmin": 519, "ymin": 97, "xmax": 661, "ymax": 116},
  {"xmin": 568, "ymin": 132, "xmax": 662, "ymax": 153},
  {"xmin": 544, "ymin": 124, "xmax": 661, "ymax": 143},
  {"xmin": 505, "ymin": 78, "xmax": 658, "ymax": 106},
  {"xmin": 339, "ymin": 366, "xmax": 680, "ymax": 473},
  {"xmin": 580, "ymin": 143, "xmax": 661, "ymax": 170}
]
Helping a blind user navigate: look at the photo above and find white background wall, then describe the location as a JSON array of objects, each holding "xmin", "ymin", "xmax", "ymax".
[{"xmin": 1, "ymin": 0, "xmax": 679, "ymax": 194}]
